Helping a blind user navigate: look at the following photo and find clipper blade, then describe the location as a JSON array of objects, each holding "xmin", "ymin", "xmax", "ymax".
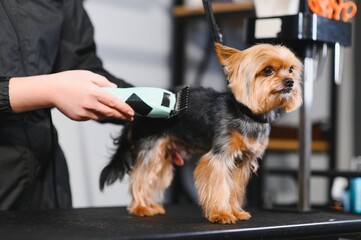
[{"xmin": 169, "ymin": 86, "xmax": 189, "ymax": 118}]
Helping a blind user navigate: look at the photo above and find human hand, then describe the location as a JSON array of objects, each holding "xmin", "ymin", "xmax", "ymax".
[
  {"xmin": 48, "ymin": 70, "xmax": 135, "ymax": 121},
  {"xmin": 9, "ymin": 70, "xmax": 135, "ymax": 121}
]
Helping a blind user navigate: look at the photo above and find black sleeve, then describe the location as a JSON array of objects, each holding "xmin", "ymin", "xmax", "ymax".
[
  {"xmin": 0, "ymin": 76, "xmax": 11, "ymax": 112},
  {"xmin": 53, "ymin": 0, "xmax": 133, "ymax": 88}
]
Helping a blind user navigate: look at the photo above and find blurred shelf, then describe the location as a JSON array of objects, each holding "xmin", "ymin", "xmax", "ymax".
[
  {"xmin": 267, "ymin": 124, "xmax": 329, "ymax": 152},
  {"xmin": 174, "ymin": 2, "xmax": 254, "ymax": 18},
  {"xmin": 268, "ymin": 139, "xmax": 329, "ymax": 152},
  {"xmin": 267, "ymin": 169, "xmax": 361, "ymax": 178}
]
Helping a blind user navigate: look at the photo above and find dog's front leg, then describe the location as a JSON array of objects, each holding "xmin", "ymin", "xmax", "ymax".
[
  {"xmin": 194, "ymin": 152, "xmax": 237, "ymax": 224},
  {"xmin": 230, "ymin": 164, "xmax": 252, "ymax": 221}
]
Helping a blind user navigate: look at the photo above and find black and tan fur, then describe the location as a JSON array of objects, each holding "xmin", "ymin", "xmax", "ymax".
[{"xmin": 100, "ymin": 43, "xmax": 303, "ymax": 224}]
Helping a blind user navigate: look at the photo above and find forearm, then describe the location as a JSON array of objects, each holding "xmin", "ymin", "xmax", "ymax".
[
  {"xmin": 6, "ymin": 70, "xmax": 134, "ymax": 121},
  {"xmin": 9, "ymin": 75, "xmax": 54, "ymax": 112}
]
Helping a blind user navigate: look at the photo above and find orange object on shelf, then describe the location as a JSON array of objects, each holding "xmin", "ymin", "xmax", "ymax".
[{"xmin": 308, "ymin": 0, "xmax": 357, "ymax": 22}]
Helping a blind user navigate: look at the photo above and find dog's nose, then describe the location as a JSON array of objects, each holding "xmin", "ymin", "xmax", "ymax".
[{"xmin": 283, "ymin": 78, "xmax": 294, "ymax": 88}]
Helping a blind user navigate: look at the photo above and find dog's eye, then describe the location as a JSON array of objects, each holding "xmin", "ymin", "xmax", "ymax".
[
  {"xmin": 262, "ymin": 67, "xmax": 274, "ymax": 76},
  {"xmin": 289, "ymin": 66, "xmax": 294, "ymax": 73}
]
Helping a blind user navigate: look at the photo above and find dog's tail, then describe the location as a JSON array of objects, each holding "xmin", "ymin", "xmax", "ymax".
[{"xmin": 99, "ymin": 125, "xmax": 134, "ymax": 191}]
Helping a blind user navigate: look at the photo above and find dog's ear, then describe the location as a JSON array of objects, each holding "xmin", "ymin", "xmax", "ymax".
[{"xmin": 214, "ymin": 43, "xmax": 243, "ymax": 67}]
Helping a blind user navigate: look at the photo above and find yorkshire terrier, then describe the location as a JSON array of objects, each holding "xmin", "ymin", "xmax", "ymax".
[{"xmin": 100, "ymin": 43, "xmax": 303, "ymax": 224}]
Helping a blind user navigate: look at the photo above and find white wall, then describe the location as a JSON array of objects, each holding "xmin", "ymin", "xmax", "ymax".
[{"xmin": 52, "ymin": 0, "xmax": 172, "ymax": 208}]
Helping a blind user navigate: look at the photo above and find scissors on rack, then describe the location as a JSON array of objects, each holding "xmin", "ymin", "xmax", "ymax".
[
  {"xmin": 308, "ymin": 0, "xmax": 357, "ymax": 22},
  {"xmin": 330, "ymin": 0, "xmax": 357, "ymax": 22},
  {"xmin": 308, "ymin": 0, "xmax": 333, "ymax": 18}
]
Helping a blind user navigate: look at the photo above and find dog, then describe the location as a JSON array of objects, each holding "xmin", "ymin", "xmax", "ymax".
[{"xmin": 99, "ymin": 43, "xmax": 303, "ymax": 224}]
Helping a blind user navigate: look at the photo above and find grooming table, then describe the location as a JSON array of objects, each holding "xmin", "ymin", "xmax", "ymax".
[{"xmin": 1, "ymin": 205, "xmax": 360, "ymax": 239}]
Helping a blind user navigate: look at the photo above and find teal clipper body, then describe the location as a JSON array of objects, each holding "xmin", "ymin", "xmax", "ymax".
[{"xmin": 102, "ymin": 86, "xmax": 189, "ymax": 118}]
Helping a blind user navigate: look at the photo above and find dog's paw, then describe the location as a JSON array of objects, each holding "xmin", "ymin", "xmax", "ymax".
[
  {"xmin": 150, "ymin": 203, "xmax": 166, "ymax": 215},
  {"xmin": 208, "ymin": 211, "xmax": 238, "ymax": 224},
  {"xmin": 128, "ymin": 205, "xmax": 153, "ymax": 216},
  {"xmin": 128, "ymin": 203, "xmax": 165, "ymax": 217},
  {"xmin": 233, "ymin": 210, "xmax": 251, "ymax": 221}
]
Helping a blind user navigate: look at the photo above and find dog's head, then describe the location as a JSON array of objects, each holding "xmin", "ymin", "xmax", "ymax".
[{"xmin": 215, "ymin": 43, "xmax": 303, "ymax": 114}]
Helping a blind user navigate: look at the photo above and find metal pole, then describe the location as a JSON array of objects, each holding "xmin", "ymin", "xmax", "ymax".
[{"xmin": 298, "ymin": 55, "xmax": 313, "ymax": 212}]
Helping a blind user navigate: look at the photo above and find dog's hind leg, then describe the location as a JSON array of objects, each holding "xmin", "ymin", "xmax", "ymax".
[
  {"xmin": 127, "ymin": 137, "xmax": 174, "ymax": 216},
  {"xmin": 194, "ymin": 152, "xmax": 237, "ymax": 224},
  {"xmin": 229, "ymin": 163, "xmax": 252, "ymax": 221}
]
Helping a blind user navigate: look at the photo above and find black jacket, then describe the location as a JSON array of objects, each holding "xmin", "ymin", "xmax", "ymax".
[{"xmin": 0, "ymin": 0, "xmax": 131, "ymax": 210}]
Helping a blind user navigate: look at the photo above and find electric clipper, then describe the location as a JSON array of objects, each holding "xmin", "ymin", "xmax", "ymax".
[{"xmin": 102, "ymin": 86, "xmax": 189, "ymax": 118}]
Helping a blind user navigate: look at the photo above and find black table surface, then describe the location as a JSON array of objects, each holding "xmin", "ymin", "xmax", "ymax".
[{"xmin": 1, "ymin": 205, "xmax": 361, "ymax": 240}]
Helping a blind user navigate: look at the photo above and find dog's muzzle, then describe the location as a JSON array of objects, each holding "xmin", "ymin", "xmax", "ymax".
[{"xmin": 283, "ymin": 78, "xmax": 294, "ymax": 88}]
